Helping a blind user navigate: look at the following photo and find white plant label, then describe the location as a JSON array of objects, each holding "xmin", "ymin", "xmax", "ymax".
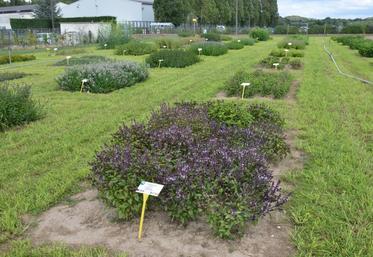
[{"xmin": 136, "ymin": 181, "xmax": 164, "ymax": 197}]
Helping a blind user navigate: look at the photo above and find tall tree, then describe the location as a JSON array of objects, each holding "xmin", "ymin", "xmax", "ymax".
[
  {"xmin": 34, "ymin": 0, "xmax": 61, "ymax": 19},
  {"xmin": 153, "ymin": 0, "xmax": 189, "ymax": 26}
]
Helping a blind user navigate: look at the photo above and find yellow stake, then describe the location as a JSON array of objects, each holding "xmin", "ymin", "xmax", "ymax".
[{"xmin": 138, "ymin": 193, "xmax": 149, "ymax": 240}]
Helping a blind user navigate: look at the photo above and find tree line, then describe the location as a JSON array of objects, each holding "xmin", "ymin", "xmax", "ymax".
[{"xmin": 153, "ymin": 0, "xmax": 279, "ymax": 27}]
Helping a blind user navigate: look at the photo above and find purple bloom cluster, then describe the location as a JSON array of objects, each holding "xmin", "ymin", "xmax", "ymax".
[{"xmin": 91, "ymin": 102, "xmax": 289, "ymax": 238}]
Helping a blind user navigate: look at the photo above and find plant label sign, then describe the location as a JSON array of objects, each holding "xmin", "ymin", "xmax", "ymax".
[{"xmin": 136, "ymin": 181, "xmax": 164, "ymax": 197}]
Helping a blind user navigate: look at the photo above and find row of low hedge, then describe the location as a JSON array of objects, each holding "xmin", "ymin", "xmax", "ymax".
[
  {"xmin": 0, "ymin": 55, "xmax": 36, "ymax": 65},
  {"xmin": 189, "ymin": 42, "xmax": 228, "ymax": 56},
  {"xmin": 0, "ymin": 84, "xmax": 43, "ymax": 131},
  {"xmin": 0, "ymin": 72, "xmax": 27, "ymax": 82},
  {"xmin": 277, "ymin": 35, "xmax": 309, "ymax": 50},
  {"xmin": 56, "ymin": 61, "xmax": 148, "ymax": 93},
  {"xmin": 332, "ymin": 36, "xmax": 373, "ymax": 57},
  {"xmin": 225, "ymin": 70, "xmax": 293, "ymax": 99},
  {"xmin": 54, "ymin": 55, "xmax": 112, "ymax": 66},
  {"xmin": 115, "ymin": 41, "xmax": 158, "ymax": 56},
  {"xmin": 260, "ymin": 56, "xmax": 303, "ymax": 70},
  {"xmin": 146, "ymin": 49, "xmax": 200, "ymax": 68},
  {"xmin": 91, "ymin": 101, "xmax": 289, "ymax": 239}
]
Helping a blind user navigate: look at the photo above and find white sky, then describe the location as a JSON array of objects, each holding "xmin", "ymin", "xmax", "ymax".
[{"xmin": 278, "ymin": 0, "xmax": 373, "ymax": 19}]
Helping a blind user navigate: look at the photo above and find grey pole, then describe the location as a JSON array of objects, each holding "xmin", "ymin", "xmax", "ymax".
[{"xmin": 235, "ymin": 0, "xmax": 238, "ymax": 36}]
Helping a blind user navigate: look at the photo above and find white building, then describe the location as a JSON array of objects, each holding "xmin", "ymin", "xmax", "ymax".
[
  {"xmin": 60, "ymin": 0, "xmax": 155, "ymax": 22},
  {"xmin": 0, "ymin": 5, "xmax": 37, "ymax": 29}
]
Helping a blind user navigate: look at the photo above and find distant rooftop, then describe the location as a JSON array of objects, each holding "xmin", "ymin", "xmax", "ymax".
[{"xmin": 0, "ymin": 4, "xmax": 37, "ymax": 14}]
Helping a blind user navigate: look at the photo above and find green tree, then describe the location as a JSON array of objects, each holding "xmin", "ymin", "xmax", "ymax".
[
  {"xmin": 153, "ymin": 0, "xmax": 189, "ymax": 26},
  {"xmin": 34, "ymin": 0, "xmax": 61, "ymax": 19}
]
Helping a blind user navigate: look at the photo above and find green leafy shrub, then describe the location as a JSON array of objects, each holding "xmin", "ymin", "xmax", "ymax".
[
  {"xmin": 56, "ymin": 48, "xmax": 87, "ymax": 56},
  {"xmin": 289, "ymin": 58, "xmax": 303, "ymax": 69},
  {"xmin": 220, "ymin": 34, "xmax": 232, "ymax": 41},
  {"xmin": 239, "ymin": 38, "xmax": 256, "ymax": 46},
  {"xmin": 189, "ymin": 42, "xmax": 228, "ymax": 56},
  {"xmin": 202, "ymin": 32, "xmax": 221, "ymax": 41},
  {"xmin": 54, "ymin": 55, "xmax": 111, "ymax": 66},
  {"xmin": 278, "ymin": 38, "xmax": 306, "ymax": 50},
  {"xmin": 115, "ymin": 41, "xmax": 157, "ymax": 55},
  {"xmin": 260, "ymin": 56, "xmax": 285, "ymax": 69},
  {"xmin": 178, "ymin": 31, "xmax": 194, "ymax": 37},
  {"xmin": 225, "ymin": 70, "xmax": 292, "ymax": 99},
  {"xmin": 0, "ymin": 55, "xmax": 36, "ymax": 65},
  {"xmin": 98, "ymin": 23, "xmax": 131, "ymax": 49},
  {"xmin": 156, "ymin": 38, "xmax": 182, "ymax": 49},
  {"xmin": 332, "ymin": 36, "xmax": 373, "ymax": 57},
  {"xmin": 0, "ymin": 72, "xmax": 27, "ymax": 82},
  {"xmin": 146, "ymin": 49, "xmax": 200, "ymax": 68},
  {"xmin": 91, "ymin": 102, "xmax": 289, "ymax": 239},
  {"xmin": 250, "ymin": 28, "xmax": 270, "ymax": 41},
  {"xmin": 0, "ymin": 84, "xmax": 43, "ymax": 131},
  {"xmin": 207, "ymin": 101, "xmax": 254, "ymax": 127},
  {"xmin": 225, "ymin": 41, "xmax": 244, "ymax": 50},
  {"xmin": 270, "ymin": 49, "xmax": 304, "ymax": 58},
  {"xmin": 56, "ymin": 61, "xmax": 148, "ymax": 93}
]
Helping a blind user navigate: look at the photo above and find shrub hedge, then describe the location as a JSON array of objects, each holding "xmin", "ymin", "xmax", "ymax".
[
  {"xmin": 239, "ymin": 38, "xmax": 256, "ymax": 46},
  {"xmin": 54, "ymin": 55, "xmax": 112, "ymax": 66},
  {"xmin": 56, "ymin": 61, "xmax": 148, "ymax": 93},
  {"xmin": 91, "ymin": 101, "xmax": 289, "ymax": 238},
  {"xmin": 250, "ymin": 28, "xmax": 270, "ymax": 41},
  {"xmin": 277, "ymin": 38, "xmax": 306, "ymax": 50},
  {"xmin": 202, "ymin": 32, "xmax": 221, "ymax": 41},
  {"xmin": 0, "ymin": 72, "xmax": 27, "ymax": 82},
  {"xmin": 156, "ymin": 38, "xmax": 182, "ymax": 49},
  {"xmin": 55, "ymin": 48, "xmax": 87, "ymax": 56},
  {"xmin": 270, "ymin": 49, "xmax": 304, "ymax": 58},
  {"xmin": 115, "ymin": 41, "xmax": 157, "ymax": 56},
  {"xmin": 0, "ymin": 55, "xmax": 36, "ymax": 65},
  {"xmin": 0, "ymin": 84, "xmax": 43, "ymax": 131},
  {"xmin": 333, "ymin": 36, "xmax": 373, "ymax": 57},
  {"xmin": 225, "ymin": 70, "xmax": 293, "ymax": 98},
  {"xmin": 289, "ymin": 58, "xmax": 303, "ymax": 69},
  {"xmin": 225, "ymin": 41, "xmax": 244, "ymax": 50},
  {"xmin": 146, "ymin": 49, "xmax": 200, "ymax": 68},
  {"xmin": 189, "ymin": 42, "xmax": 228, "ymax": 56}
]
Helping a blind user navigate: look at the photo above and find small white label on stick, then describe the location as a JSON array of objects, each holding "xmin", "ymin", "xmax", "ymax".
[{"xmin": 136, "ymin": 181, "xmax": 164, "ymax": 197}]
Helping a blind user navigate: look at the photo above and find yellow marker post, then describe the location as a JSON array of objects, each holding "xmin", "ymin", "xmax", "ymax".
[
  {"xmin": 136, "ymin": 181, "xmax": 164, "ymax": 241},
  {"xmin": 138, "ymin": 193, "xmax": 149, "ymax": 240}
]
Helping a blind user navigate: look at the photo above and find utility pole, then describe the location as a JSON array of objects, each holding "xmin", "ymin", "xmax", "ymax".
[
  {"xmin": 50, "ymin": 0, "xmax": 55, "ymax": 31},
  {"xmin": 235, "ymin": 0, "xmax": 238, "ymax": 36}
]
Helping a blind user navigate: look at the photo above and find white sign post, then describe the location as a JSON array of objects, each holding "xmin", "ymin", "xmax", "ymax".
[
  {"xmin": 273, "ymin": 63, "xmax": 280, "ymax": 70},
  {"xmin": 158, "ymin": 59, "xmax": 164, "ymax": 68},
  {"xmin": 241, "ymin": 82, "xmax": 251, "ymax": 99},
  {"xmin": 284, "ymin": 49, "xmax": 289, "ymax": 57},
  {"xmin": 198, "ymin": 48, "xmax": 203, "ymax": 55},
  {"xmin": 66, "ymin": 56, "xmax": 72, "ymax": 65},
  {"xmin": 136, "ymin": 181, "xmax": 164, "ymax": 240}
]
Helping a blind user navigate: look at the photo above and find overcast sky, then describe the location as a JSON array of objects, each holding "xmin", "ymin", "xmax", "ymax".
[{"xmin": 278, "ymin": 0, "xmax": 373, "ymax": 19}]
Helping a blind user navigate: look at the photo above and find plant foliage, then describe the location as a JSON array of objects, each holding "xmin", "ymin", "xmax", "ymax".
[
  {"xmin": 146, "ymin": 49, "xmax": 200, "ymax": 68},
  {"xmin": 91, "ymin": 101, "xmax": 289, "ymax": 239},
  {"xmin": 189, "ymin": 42, "xmax": 228, "ymax": 56},
  {"xmin": 56, "ymin": 61, "xmax": 148, "ymax": 93}
]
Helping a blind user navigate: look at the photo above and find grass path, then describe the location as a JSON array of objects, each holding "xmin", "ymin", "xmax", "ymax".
[
  {"xmin": 286, "ymin": 37, "xmax": 373, "ymax": 256},
  {"xmin": 0, "ymin": 40, "xmax": 276, "ymax": 243}
]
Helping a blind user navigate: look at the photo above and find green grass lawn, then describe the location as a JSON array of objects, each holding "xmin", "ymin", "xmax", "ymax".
[{"xmin": 0, "ymin": 37, "xmax": 372, "ymax": 256}]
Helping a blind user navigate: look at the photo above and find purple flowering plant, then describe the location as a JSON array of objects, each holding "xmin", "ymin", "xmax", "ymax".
[{"xmin": 91, "ymin": 101, "xmax": 290, "ymax": 238}]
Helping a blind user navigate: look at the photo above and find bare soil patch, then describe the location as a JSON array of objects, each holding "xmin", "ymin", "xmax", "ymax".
[{"xmin": 28, "ymin": 189, "xmax": 294, "ymax": 257}]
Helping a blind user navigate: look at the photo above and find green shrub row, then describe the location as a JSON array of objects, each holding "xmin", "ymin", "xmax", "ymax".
[
  {"xmin": 146, "ymin": 49, "xmax": 200, "ymax": 68},
  {"xmin": 56, "ymin": 61, "xmax": 148, "ymax": 93},
  {"xmin": 115, "ymin": 41, "xmax": 157, "ymax": 56},
  {"xmin": 332, "ymin": 36, "xmax": 373, "ymax": 57},
  {"xmin": 202, "ymin": 32, "xmax": 222, "ymax": 41},
  {"xmin": 189, "ymin": 42, "xmax": 228, "ymax": 56},
  {"xmin": 0, "ymin": 55, "xmax": 36, "ymax": 65},
  {"xmin": 225, "ymin": 70, "xmax": 293, "ymax": 99},
  {"xmin": 55, "ymin": 48, "xmax": 87, "ymax": 56},
  {"xmin": 278, "ymin": 38, "xmax": 306, "ymax": 50},
  {"xmin": 250, "ymin": 28, "xmax": 270, "ymax": 41},
  {"xmin": 0, "ymin": 84, "xmax": 43, "ymax": 131},
  {"xmin": 54, "ymin": 55, "xmax": 112, "ymax": 66},
  {"xmin": 270, "ymin": 49, "xmax": 304, "ymax": 58},
  {"xmin": 225, "ymin": 41, "xmax": 244, "ymax": 50},
  {"xmin": 0, "ymin": 72, "xmax": 27, "ymax": 82},
  {"xmin": 156, "ymin": 38, "xmax": 182, "ymax": 49},
  {"xmin": 239, "ymin": 38, "xmax": 256, "ymax": 46}
]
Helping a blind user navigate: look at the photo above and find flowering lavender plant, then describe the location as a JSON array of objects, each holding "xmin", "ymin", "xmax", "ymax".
[
  {"xmin": 56, "ymin": 61, "xmax": 148, "ymax": 93},
  {"xmin": 91, "ymin": 102, "xmax": 289, "ymax": 238}
]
